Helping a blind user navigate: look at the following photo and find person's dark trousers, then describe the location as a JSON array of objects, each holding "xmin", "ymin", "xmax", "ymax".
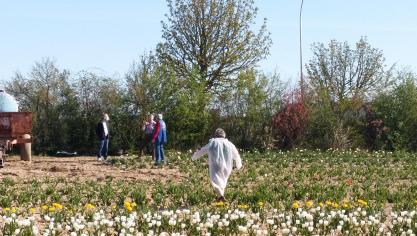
[
  {"xmin": 97, "ymin": 138, "xmax": 109, "ymax": 159},
  {"xmin": 144, "ymin": 134, "xmax": 153, "ymax": 154},
  {"xmin": 138, "ymin": 134, "xmax": 153, "ymax": 157},
  {"xmin": 154, "ymin": 142, "xmax": 165, "ymax": 164}
]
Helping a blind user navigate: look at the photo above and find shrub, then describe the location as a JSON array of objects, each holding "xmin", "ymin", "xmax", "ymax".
[{"xmin": 272, "ymin": 90, "xmax": 306, "ymax": 149}]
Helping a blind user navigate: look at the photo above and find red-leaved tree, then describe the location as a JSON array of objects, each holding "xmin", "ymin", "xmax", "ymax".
[{"xmin": 272, "ymin": 90, "xmax": 307, "ymax": 149}]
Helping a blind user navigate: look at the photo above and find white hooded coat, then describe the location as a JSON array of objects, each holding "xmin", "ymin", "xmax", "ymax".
[{"xmin": 192, "ymin": 138, "xmax": 242, "ymax": 196}]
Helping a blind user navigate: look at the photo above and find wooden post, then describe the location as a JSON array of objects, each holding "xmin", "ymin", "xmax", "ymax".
[
  {"xmin": 20, "ymin": 134, "xmax": 31, "ymax": 161},
  {"xmin": 0, "ymin": 149, "xmax": 4, "ymax": 167}
]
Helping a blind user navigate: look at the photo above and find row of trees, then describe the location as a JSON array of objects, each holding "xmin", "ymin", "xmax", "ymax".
[
  {"xmin": 274, "ymin": 38, "xmax": 417, "ymax": 151},
  {"xmin": 2, "ymin": 0, "xmax": 417, "ymax": 154},
  {"xmin": 4, "ymin": 56, "xmax": 282, "ymax": 154}
]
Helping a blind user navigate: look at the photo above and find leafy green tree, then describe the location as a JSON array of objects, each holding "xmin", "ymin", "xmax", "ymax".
[
  {"xmin": 215, "ymin": 70, "xmax": 283, "ymax": 149},
  {"xmin": 158, "ymin": 0, "xmax": 271, "ymax": 92},
  {"xmin": 8, "ymin": 62, "xmax": 129, "ymax": 155},
  {"xmin": 125, "ymin": 53, "xmax": 178, "ymax": 119},
  {"xmin": 126, "ymin": 53, "xmax": 201, "ymax": 149},
  {"xmin": 73, "ymin": 71, "xmax": 125, "ymax": 154},
  {"xmin": 70, "ymin": 71, "xmax": 107, "ymax": 153},
  {"xmin": 167, "ymin": 73, "xmax": 211, "ymax": 148},
  {"xmin": 373, "ymin": 69, "xmax": 417, "ymax": 150},
  {"xmin": 305, "ymin": 38, "xmax": 394, "ymax": 149},
  {"xmin": 53, "ymin": 77, "xmax": 80, "ymax": 151},
  {"xmin": 303, "ymin": 93, "xmax": 337, "ymax": 149}
]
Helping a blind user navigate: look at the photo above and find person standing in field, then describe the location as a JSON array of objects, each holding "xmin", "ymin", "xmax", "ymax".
[
  {"xmin": 139, "ymin": 113, "xmax": 156, "ymax": 158},
  {"xmin": 152, "ymin": 113, "xmax": 167, "ymax": 165},
  {"xmin": 191, "ymin": 128, "xmax": 242, "ymax": 202},
  {"xmin": 96, "ymin": 113, "xmax": 110, "ymax": 161}
]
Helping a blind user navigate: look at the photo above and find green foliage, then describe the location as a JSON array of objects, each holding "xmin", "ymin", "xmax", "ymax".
[
  {"xmin": 4, "ymin": 34, "xmax": 417, "ymax": 152},
  {"xmin": 373, "ymin": 69, "xmax": 417, "ymax": 150},
  {"xmin": 2, "ymin": 149, "xmax": 417, "ymax": 235},
  {"xmin": 158, "ymin": 0, "xmax": 271, "ymax": 92},
  {"xmin": 167, "ymin": 73, "xmax": 211, "ymax": 149},
  {"xmin": 7, "ymin": 59, "xmax": 127, "ymax": 155},
  {"xmin": 303, "ymin": 92, "xmax": 337, "ymax": 149},
  {"xmin": 215, "ymin": 70, "xmax": 283, "ymax": 149},
  {"xmin": 126, "ymin": 55, "xmax": 211, "ymax": 149},
  {"xmin": 126, "ymin": 53, "xmax": 178, "ymax": 117},
  {"xmin": 304, "ymin": 38, "xmax": 395, "ymax": 150},
  {"xmin": 2, "ymin": 150, "xmax": 417, "ymax": 210},
  {"xmin": 8, "ymin": 59, "xmax": 74, "ymax": 154}
]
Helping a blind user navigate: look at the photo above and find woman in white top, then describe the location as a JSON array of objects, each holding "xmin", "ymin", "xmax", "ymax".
[{"xmin": 192, "ymin": 128, "xmax": 243, "ymax": 202}]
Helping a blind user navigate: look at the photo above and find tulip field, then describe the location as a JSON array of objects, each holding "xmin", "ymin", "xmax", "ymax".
[{"xmin": 1, "ymin": 149, "xmax": 417, "ymax": 235}]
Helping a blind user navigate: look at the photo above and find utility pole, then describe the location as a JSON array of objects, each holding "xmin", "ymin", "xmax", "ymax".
[{"xmin": 299, "ymin": 0, "xmax": 304, "ymax": 99}]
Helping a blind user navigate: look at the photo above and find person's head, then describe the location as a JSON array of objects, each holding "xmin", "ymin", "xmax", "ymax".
[
  {"xmin": 102, "ymin": 113, "xmax": 109, "ymax": 121},
  {"xmin": 157, "ymin": 113, "xmax": 163, "ymax": 120},
  {"xmin": 214, "ymin": 128, "xmax": 226, "ymax": 138},
  {"xmin": 148, "ymin": 114, "xmax": 154, "ymax": 122}
]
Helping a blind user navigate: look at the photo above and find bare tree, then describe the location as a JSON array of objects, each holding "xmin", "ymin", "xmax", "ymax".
[
  {"xmin": 157, "ymin": 0, "xmax": 272, "ymax": 92},
  {"xmin": 306, "ymin": 38, "xmax": 393, "ymax": 102},
  {"xmin": 7, "ymin": 58, "xmax": 72, "ymax": 152}
]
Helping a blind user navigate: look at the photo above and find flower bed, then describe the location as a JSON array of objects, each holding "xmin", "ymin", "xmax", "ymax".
[{"xmin": 1, "ymin": 149, "xmax": 417, "ymax": 235}]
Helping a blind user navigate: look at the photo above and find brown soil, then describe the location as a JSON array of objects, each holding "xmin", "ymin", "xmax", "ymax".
[{"xmin": 0, "ymin": 156, "xmax": 183, "ymax": 182}]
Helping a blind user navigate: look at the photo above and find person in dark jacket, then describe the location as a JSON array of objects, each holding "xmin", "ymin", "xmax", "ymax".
[
  {"xmin": 96, "ymin": 113, "xmax": 110, "ymax": 161},
  {"xmin": 152, "ymin": 113, "xmax": 167, "ymax": 165}
]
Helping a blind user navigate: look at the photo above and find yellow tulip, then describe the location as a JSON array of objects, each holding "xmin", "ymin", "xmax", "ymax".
[
  {"xmin": 238, "ymin": 204, "xmax": 249, "ymax": 209},
  {"xmin": 85, "ymin": 203, "xmax": 95, "ymax": 210},
  {"xmin": 52, "ymin": 203, "xmax": 63, "ymax": 210},
  {"xmin": 357, "ymin": 199, "xmax": 368, "ymax": 207},
  {"xmin": 292, "ymin": 202, "xmax": 299, "ymax": 209},
  {"xmin": 124, "ymin": 201, "xmax": 132, "ymax": 209},
  {"xmin": 212, "ymin": 201, "xmax": 225, "ymax": 207}
]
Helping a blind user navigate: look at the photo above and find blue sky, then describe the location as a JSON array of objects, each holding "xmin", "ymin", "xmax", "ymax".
[{"xmin": 0, "ymin": 0, "xmax": 416, "ymax": 83}]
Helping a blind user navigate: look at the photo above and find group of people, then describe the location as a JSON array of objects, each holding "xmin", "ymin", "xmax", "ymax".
[
  {"xmin": 95, "ymin": 112, "xmax": 167, "ymax": 165},
  {"xmin": 95, "ymin": 112, "xmax": 242, "ymax": 203},
  {"xmin": 139, "ymin": 113, "xmax": 168, "ymax": 165}
]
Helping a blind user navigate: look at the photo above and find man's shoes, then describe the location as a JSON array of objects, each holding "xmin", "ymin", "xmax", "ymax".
[
  {"xmin": 215, "ymin": 196, "xmax": 226, "ymax": 203},
  {"xmin": 97, "ymin": 157, "xmax": 103, "ymax": 161}
]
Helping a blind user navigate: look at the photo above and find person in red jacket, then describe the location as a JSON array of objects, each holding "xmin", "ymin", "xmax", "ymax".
[{"xmin": 152, "ymin": 114, "xmax": 167, "ymax": 165}]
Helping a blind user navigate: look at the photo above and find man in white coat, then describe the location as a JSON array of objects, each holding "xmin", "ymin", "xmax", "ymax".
[{"xmin": 192, "ymin": 128, "xmax": 242, "ymax": 202}]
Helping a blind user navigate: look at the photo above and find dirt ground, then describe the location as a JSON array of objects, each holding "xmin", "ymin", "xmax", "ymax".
[{"xmin": 0, "ymin": 155, "xmax": 183, "ymax": 182}]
